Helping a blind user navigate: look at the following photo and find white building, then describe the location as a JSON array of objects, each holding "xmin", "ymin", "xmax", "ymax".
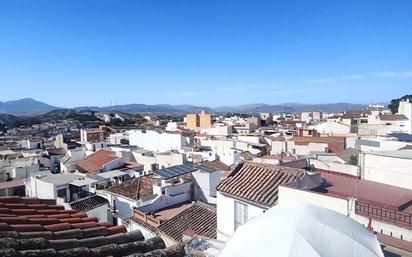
[
  {"xmin": 109, "ymin": 132, "xmax": 130, "ymax": 144},
  {"xmin": 201, "ymin": 123, "xmax": 233, "ymax": 136},
  {"xmin": 300, "ymin": 112, "xmax": 311, "ymax": 123},
  {"xmin": 398, "ymin": 99, "xmax": 412, "ymax": 134},
  {"xmin": 129, "ymin": 130, "xmax": 187, "ymax": 152},
  {"xmin": 360, "ymin": 150, "xmax": 412, "ymax": 189},
  {"xmin": 0, "ymin": 157, "xmax": 40, "ymax": 181},
  {"xmin": 27, "ymin": 172, "xmax": 97, "ymax": 203},
  {"xmin": 192, "ymin": 164, "xmax": 222, "ymax": 204},
  {"xmin": 60, "ymin": 148, "xmax": 86, "ymax": 173},
  {"xmin": 216, "ymin": 162, "xmax": 303, "ymax": 241},
  {"xmin": 314, "ymin": 120, "xmax": 351, "ymax": 135},
  {"xmin": 197, "ymin": 137, "xmax": 242, "ymax": 166}
]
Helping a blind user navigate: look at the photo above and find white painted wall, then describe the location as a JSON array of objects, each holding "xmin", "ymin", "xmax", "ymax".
[
  {"xmin": 12, "ymin": 162, "xmax": 40, "ymax": 179},
  {"xmin": 271, "ymin": 141, "xmax": 286, "ymax": 155},
  {"xmin": 31, "ymin": 179, "xmax": 56, "ymax": 199},
  {"xmin": 361, "ymin": 152, "xmax": 412, "ymax": 189},
  {"xmin": 192, "ymin": 170, "xmax": 221, "ymax": 204},
  {"xmin": 138, "ymin": 192, "xmax": 190, "ymax": 214},
  {"xmin": 216, "ymin": 192, "xmax": 266, "ymax": 241},
  {"xmin": 237, "ymin": 136, "xmax": 261, "ymax": 144},
  {"xmin": 129, "ymin": 130, "xmax": 187, "ymax": 152},
  {"xmin": 278, "ymin": 186, "xmax": 350, "ymax": 215},
  {"xmin": 398, "ymin": 100, "xmax": 412, "ymax": 134},
  {"xmin": 86, "ymin": 204, "xmax": 109, "ymax": 222},
  {"xmin": 156, "ymin": 152, "xmax": 185, "ymax": 169},
  {"xmin": 98, "ymin": 191, "xmax": 138, "ymax": 219},
  {"xmin": 202, "ymin": 125, "xmax": 233, "ymax": 136},
  {"xmin": 315, "ymin": 121, "xmax": 351, "ymax": 135},
  {"xmin": 109, "ymin": 133, "xmax": 129, "ymax": 144},
  {"xmin": 309, "ymin": 159, "xmax": 359, "ymax": 177},
  {"xmin": 132, "ymin": 152, "xmax": 157, "ymax": 172},
  {"xmin": 289, "ymin": 141, "xmax": 328, "ymax": 155}
]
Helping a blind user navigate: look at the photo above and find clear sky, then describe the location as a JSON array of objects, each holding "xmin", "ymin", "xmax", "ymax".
[{"xmin": 0, "ymin": 0, "xmax": 411, "ymax": 108}]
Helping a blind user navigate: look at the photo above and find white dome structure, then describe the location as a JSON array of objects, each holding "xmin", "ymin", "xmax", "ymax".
[{"xmin": 219, "ymin": 202, "xmax": 384, "ymax": 257}]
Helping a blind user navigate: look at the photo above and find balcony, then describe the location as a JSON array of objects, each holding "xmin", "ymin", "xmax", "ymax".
[{"xmin": 356, "ymin": 202, "xmax": 412, "ymax": 228}]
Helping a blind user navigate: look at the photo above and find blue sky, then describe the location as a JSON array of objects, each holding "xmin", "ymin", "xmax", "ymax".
[{"xmin": 0, "ymin": 0, "xmax": 411, "ymax": 107}]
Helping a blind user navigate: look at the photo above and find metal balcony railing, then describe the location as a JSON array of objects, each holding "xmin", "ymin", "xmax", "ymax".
[{"xmin": 356, "ymin": 202, "xmax": 412, "ymax": 227}]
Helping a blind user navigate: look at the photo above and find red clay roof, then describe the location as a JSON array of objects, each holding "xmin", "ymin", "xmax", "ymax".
[
  {"xmin": 312, "ymin": 173, "xmax": 412, "ymax": 213},
  {"xmin": 201, "ymin": 160, "xmax": 231, "ymax": 171},
  {"xmin": 149, "ymin": 202, "xmax": 193, "ymax": 221},
  {"xmin": 290, "ymin": 136, "xmax": 346, "ymax": 153},
  {"xmin": 157, "ymin": 202, "xmax": 216, "ymax": 242},
  {"xmin": 0, "ymin": 196, "xmax": 128, "ymax": 237},
  {"xmin": 106, "ymin": 174, "xmax": 155, "ymax": 200},
  {"xmin": 87, "ymin": 149, "xmax": 118, "ymax": 165},
  {"xmin": 0, "ymin": 179, "xmax": 25, "ymax": 190},
  {"xmin": 217, "ymin": 162, "xmax": 304, "ymax": 208},
  {"xmin": 75, "ymin": 149, "xmax": 120, "ymax": 174},
  {"xmin": 0, "ymin": 196, "xmax": 186, "ymax": 257}
]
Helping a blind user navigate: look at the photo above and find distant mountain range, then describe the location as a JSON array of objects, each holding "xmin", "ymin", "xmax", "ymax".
[
  {"xmin": 0, "ymin": 98, "xmax": 368, "ymax": 116},
  {"xmin": 0, "ymin": 98, "xmax": 58, "ymax": 115}
]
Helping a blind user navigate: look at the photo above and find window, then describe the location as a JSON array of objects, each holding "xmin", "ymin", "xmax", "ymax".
[
  {"xmin": 57, "ymin": 188, "xmax": 67, "ymax": 201},
  {"xmin": 234, "ymin": 201, "xmax": 248, "ymax": 230}
]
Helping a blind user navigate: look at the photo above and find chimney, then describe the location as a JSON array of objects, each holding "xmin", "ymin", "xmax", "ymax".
[{"xmin": 296, "ymin": 171, "xmax": 325, "ymax": 190}]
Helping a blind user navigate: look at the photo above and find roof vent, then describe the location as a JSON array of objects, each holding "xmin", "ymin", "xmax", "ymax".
[{"xmin": 296, "ymin": 171, "xmax": 325, "ymax": 190}]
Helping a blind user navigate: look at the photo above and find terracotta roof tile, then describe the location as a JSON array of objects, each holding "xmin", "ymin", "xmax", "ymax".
[
  {"xmin": 106, "ymin": 174, "xmax": 155, "ymax": 200},
  {"xmin": 75, "ymin": 149, "xmax": 120, "ymax": 174},
  {"xmin": 44, "ymin": 223, "xmax": 72, "ymax": 232},
  {"xmin": 157, "ymin": 202, "xmax": 216, "ymax": 242},
  {"xmin": 69, "ymin": 195, "xmax": 109, "ymax": 213},
  {"xmin": 217, "ymin": 162, "xmax": 304, "ymax": 208},
  {"xmin": 0, "ymin": 196, "xmax": 184, "ymax": 257},
  {"xmin": 9, "ymin": 224, "xmax": 44, "ymax": 232},
  {"xmin": 107, "ymin": 225, "xmax": 127, "ymax": 235},
  {"xmin": 201, "ymin": 160, "xmax": 231, "ymax": 171},
  {"xmin": 71, "ymin": 221, "xmax": 99, "ymax": 229}
]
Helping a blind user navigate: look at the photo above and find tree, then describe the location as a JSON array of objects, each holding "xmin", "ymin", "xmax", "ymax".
[
  {"xmin": 110, "ymin": 117, "xmax": 124, "ymax": 126},
  {"xmin": 388, "ymin": 95, "xmax": 412, "ymax": 114}
]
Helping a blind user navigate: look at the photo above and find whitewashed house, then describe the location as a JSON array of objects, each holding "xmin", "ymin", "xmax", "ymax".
[
  {"xmin": 27, "ymin": 172, "xmax": 97, "ymax": 203},
  {"xmin": 216, "ymin": 162, "xmax": 303, "ymax": 241},
  {"xmin": 129, "ymin": 130, "xmax": 187, "ymax": 152},
  {"xmin": 360, "ymin": 150, "xmax": 412, "ymax": 189},
  {"xmin": 398, "ymin": 99, "xmax": 412, "ymax": 134}
]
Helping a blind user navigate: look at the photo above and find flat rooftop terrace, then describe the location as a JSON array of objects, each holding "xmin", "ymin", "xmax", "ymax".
[{"xmin": 314, "ymin": 173, "xmax": 412, "ymax": 213}]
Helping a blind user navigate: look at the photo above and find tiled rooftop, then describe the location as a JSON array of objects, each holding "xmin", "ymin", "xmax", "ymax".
[
  {"xmin": 132, "ymin": 202, "xmax": 217, "ymax": 243},
  {"xmin": 379, "ymin": 114, "xmax": 408, "ymax": 121},
  {"xmin": 290, "ymin": 136, "xmax": 346, "ymax": 153},
  {"xmin": 0, "ymin": 179, "xmax": 25, "ymax": 190},
  {"xmin": 201, "ymin": 160, "xmax": 230, "ymax": 171},
  {"xmin": 310, "ymin": 173, "xmax": 412, "ymax": 213},
  {"xmin": 75, "ymin": 149, "xmax": 120, "ymax": 174},
  {"xmin": 69, "ymin": 195, "xmax": 109, "ymax": 213},
  {"xmin": 0, "ymin": 196, "xmax": 189, "ymax": 257},
  {"xmin": 106, "ymin": 174, "xmax": 155, "ymax": 201},
  {"xmin": 217, "ymin": 162, "xmax": 304, "ymax": 208},
  {"xmin": 158, "ymin": 202, "xmax": 217, "ymax": 242}
]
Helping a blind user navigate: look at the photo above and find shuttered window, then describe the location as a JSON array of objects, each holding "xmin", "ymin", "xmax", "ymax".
[{"xmin": 234, "ymin": 201, "xmax": 248, "ymax": 230}]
